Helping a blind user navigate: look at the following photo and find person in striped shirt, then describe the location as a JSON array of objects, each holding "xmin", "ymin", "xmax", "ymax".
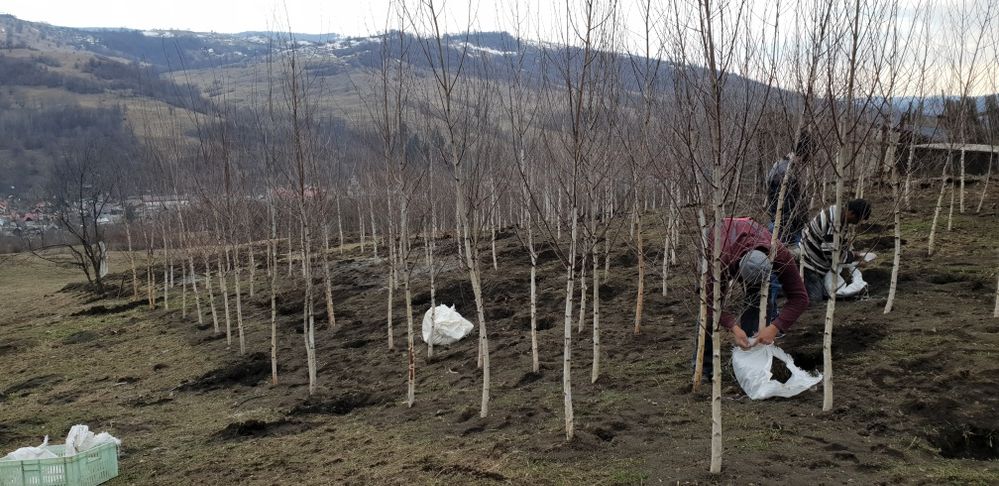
[{"xmin": 800, "ymin": 199, "xmax": 872, "ymax": 302}]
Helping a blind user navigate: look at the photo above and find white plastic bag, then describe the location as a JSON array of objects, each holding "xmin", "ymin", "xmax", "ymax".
[
  {"xmin": 731, "ymin": 344, "xmax": 822, "ymax": 400},
  {"xmin": 65, "ymin": 424, "xmax": 120, "ymax": 456},
  {"xmin": 421, "ymin": 304, "xmax": 474, "ymax": 346},
  {"xmin": 2, "ymin": 436, "xmax": 58, "ymax": 461},
  {"xmin": 825, "ymin": 265, "xmax": 867, "ymax": 298}
]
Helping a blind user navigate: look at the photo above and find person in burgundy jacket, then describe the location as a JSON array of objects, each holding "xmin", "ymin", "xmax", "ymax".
[{"xmin": 695, "ymin": 217, "xmax": 809, "ymax": 379}]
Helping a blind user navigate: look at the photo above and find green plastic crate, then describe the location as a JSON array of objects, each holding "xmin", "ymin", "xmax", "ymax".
[{"xmin": 0, "ymin": 442, "xmax": 119, "ymax": 486}]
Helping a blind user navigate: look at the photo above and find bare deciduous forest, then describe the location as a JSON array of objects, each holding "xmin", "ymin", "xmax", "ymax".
[{"xmin": 1, "ymin": 0, "xmax": 998, "ymax": 483}]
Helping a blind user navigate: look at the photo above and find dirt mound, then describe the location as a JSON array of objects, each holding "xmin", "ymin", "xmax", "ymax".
[
  {"xmin": 289, "ymin": 392, "xmax": 385, "ymax": 416},
  {"xmin": 71, "ymin": 300, "xmax": 145, "ymax": 316},
  {"xmin": 930, "ymin": 424, "xmax": 999, "ymax": 460},
  {"xmin": 3, "ymin": 374, "xmax": 63, "ymax": 398},
  {"xmin": 178, "ymin": 352, "xmax": 270, "ymax": 391},
  {"xmin": 213, "ymin": 419, "xmax": 310, "ymax": 441},
  {"xmin": 62, "ymin": 330, "xmax": 99, "ymax": 344}
]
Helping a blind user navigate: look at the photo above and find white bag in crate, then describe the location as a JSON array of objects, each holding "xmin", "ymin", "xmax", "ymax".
[
  {"xmin": 2, "ymin": 437, "xmax": 57, "ymax": 461},
  {"xmin": 421, "ymin": 304, "xmax": 474, "ymax": 346},
  {"xmin": 65, "ymin": 424, "xmax": 120, "ymax": 456},
  {"xmin": 731, "ymin": 343, "xmax": 822, "ymax": 400}
]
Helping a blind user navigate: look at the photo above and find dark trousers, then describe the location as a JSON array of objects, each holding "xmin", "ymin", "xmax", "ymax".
[
  {"xmin": 693, "ymin": 285, "xmax": 772, "ymax": 378},
  {"xmin": 803, "ymin": 268, "xmax": 827, "ymax": 303}
]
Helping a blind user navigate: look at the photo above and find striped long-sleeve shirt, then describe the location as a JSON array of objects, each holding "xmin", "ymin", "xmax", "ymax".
[{"xmin": 800, "ymin": 205, "xmax": 855, "ymax": 273}]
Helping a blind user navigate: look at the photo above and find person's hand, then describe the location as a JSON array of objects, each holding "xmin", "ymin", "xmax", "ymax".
[
  {"xmin": 731, "ymin": 326, "xmax": 752, "ymax": 350},
  {"xmin": 756, "ymin": 324, "xmax": 780, "ymax": 345}
]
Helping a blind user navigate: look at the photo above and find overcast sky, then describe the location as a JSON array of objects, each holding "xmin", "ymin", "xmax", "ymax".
[
  {"xmin": 2, "ymin": 0, "xmax": 996, "ymax": 95},
  {"xmin": 0, "ymin": 0, "xmax": 507, "ymax": 36}
]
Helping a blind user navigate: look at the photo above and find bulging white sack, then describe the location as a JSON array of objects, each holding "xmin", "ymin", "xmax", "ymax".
[
  {"xmin": 825, "ymin": 265, "xmax": 867, "ymax": 298},
  {"xmin": 732, "ymin": 344, "xmax": 822, "ymax": 400},
  {"xmin": 65, "ymin": 424, "xmax": 121, "ymax": 456},
  {"xmin": 421, "ymin": 304, "xmax": 474, "ymax": 346},
  {"xmin": 2, "ymin": 436, "xmax": 57, "ymax": 461}
]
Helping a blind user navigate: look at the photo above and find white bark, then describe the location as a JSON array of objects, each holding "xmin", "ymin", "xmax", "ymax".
[
  {"xmin": 218, "ymin": 249, "xmax": 232, "ymax": 349},
  {"xmin": 693, "ymin": 208, "xmax": 709, "ymax": 392},
  {"xmin": 928, "ymin": 154, "xmax": 951, "ymax": 256},
  {"xmin": 233, "ymin": 246, "xmax": 246, "ymax": 355},
  {"xmin": 885, "ymin": 134, "xmax": 905, "ymax": 314},
  {"xmin": 562, "ymin": 203, "xmax": 578, "ymax": 441},
  {"xmin": 203, "ymin": 252, "xmax": 220, "ymax": 334},
  {"xmin": 976, "ymin": 154, "xmax": 993, "ymax": 214},
  {"xmin": 189, "ymin": 256, "xmax": 203, "ymax": 325},
  {"xmin": 591, "ymin": 247, "xmax": 600, "ymax": 383},
  {"xmin": 959, "ymin": 148, "xmax": 966, "ymax": 213},
  {"xmin": 634, "ymin": 207, "xmax": 645, "ymax": 335},
  {"xmin": 386, "ymin": 273, "xmax": 395, "ymax": 350},
  {"xmin": 322, "ymin": 224, "xmax": 336, "ymax": 329},
  {"xmin": 824, "ymin": 146, "xmax": 848, "ymax": 413}
]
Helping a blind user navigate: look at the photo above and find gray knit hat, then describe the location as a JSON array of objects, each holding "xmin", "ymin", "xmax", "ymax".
[{"xmin": 738, "ymin": 250, "xmax": 771, "ymax": 285}]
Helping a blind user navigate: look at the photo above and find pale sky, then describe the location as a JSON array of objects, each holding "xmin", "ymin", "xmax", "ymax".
[{"xmin": 0, "ymin": 0, "xmax": 503, "ymax": 36}]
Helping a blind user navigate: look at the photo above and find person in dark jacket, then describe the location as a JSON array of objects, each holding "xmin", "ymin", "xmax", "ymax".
[
  {"xmin": 765, "ymin": 132, "xmax": 813, "ymax": 322},
  {"xmin": 695, "ymin": 217, "xmax": 810, "ymax": 379},
  {"xmin": 766, "ymin": 132, "xmax": 813, "ymax": 249}
]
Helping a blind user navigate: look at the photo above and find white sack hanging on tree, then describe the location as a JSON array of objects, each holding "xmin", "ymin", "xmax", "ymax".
[
  {"xmin": 421, "ymin": 304, "xmax": 474, "ymax": 346},
  {"xmin": 731, "ymin": 343, "xmax": 822, "ymax": 400}
]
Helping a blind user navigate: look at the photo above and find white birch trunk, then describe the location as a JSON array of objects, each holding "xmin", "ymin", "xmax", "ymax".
[
  {"xmin": 322, "ymin": 224, "xmax": 336, "ymax": 329},
  {"xmin": 824, "ymin": 146, "xmax": 847, "ymax": 413},
  {"xmin": 928, "ymin": 155, "xmax": 951, "ymax": 256},
  {"xmin": 336, "ymin": 195, "xmax": 345, "ymax": 254},
  {"xmin": 189, "ymin": 256, "xmax": 203, "ymax": 325},
  {"xmin": 386, "ymin": 273, "xmax": 395, "ymax": 350},
  {"xmin": 218, "ymin": 250, "xmax": 232, "ymax": 350},
  {"xmin": 181, "ymin": 262, "xmax": 187, "ymax": 318},
  {"xmin": 693, "ymin": 209, "xmax": 709, "ymax": 392},
  {"xmin": 563, "ymin": 204, "xmax": 578, "ymax": 440},
  {"xmin": 634, "ymin": 208, "xmax": 645, "ymax": 335},
  {"xmin": 577, "ymin": 250, "xmax": 587, "ymax": 333},
  {"xmin": 591, "ymin": 247, "xmax": 600, "ymax": 383},
  {"xmin": 976, "ymin": 154, "xmax": 993, "ymax": 214},
  {"xmin": 203, "ymin": 253, "xmax": 219, "ymax": 334},
  {"xmin": 885, "ymin": 135, "xmax": 904, "ymax": 314},
  {"xmin": 233, "ymin": 248, "xmax": 246, "ymax": 356},
  {"xmin": 959, "ymin": 148, "xmax": 966, "ymax": 213},
  {"xmin": 406, "ymin": 273, "xmax": 415, "ymax": 407},
  {"xmin": 269, "ymin": 214, "xmax": 278, "ymax": 384},
  {"xmin": 125, "ymin": 221, "xmax": 139, "ymax": 299}
]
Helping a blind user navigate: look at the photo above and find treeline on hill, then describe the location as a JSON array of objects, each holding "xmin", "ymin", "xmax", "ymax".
[
  {"xmin": 0, "ymin": 54, "xmax": 210, "ymax": 112},
  {"xmin": 80, "ymin": 29, "xmax": 270, "ymax": 71},
  {"xmin": 0, "ymin": 55, "xmax": 103, "ymax": 94},
  {"xmin": 0, "ymin": 100, "xmax": 139, "ymax": 196},
  {"xmin": 81, "ymin": 57, "xmax": 210, "ymax": 112}
]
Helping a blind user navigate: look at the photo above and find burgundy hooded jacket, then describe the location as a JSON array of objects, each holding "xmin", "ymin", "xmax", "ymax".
[{"xmin": 705, "ymin": 217, "xmax": 809, "ymax": 332}]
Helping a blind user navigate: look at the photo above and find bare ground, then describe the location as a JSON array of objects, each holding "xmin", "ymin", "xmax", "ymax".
[{"xmin": 2, "ymin": 189, "xmax": 998, "ymax": 485}]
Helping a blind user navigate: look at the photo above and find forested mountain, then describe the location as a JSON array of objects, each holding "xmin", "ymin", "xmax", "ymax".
[{"xmin": 2, "ymin": 13, "xmax": 993, "ymax": 200}]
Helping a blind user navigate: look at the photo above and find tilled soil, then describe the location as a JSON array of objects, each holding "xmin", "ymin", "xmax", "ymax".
[{"xmin": 1, "ymin": 189, "xmax": 998, "ymax": 484}]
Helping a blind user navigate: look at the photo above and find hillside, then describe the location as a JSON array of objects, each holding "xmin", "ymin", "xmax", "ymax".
[
  {"xmin": 0, "ymin": 16, "xmax": 216, "ymax": 198},
  {"xmin": 1, "ymin": 14, "xmax": 791, "ymax": 200},
  {"xmin": 1, "ymin": 188, "xmax": 998, "ymax": 483}
]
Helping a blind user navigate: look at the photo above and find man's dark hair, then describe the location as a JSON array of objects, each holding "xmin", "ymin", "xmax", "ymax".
[{"xmin": 847, "ymin": 198, "xmax": 872, "ymax": 221}]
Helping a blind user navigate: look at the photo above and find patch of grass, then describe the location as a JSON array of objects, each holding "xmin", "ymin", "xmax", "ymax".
[
  {"xmin": 521, "ymin": 457, "xmax": 648, "ymax": 485},
  {"xmin": 886, "ymin": 460, "xmax": 999, "ymax": 485}
]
